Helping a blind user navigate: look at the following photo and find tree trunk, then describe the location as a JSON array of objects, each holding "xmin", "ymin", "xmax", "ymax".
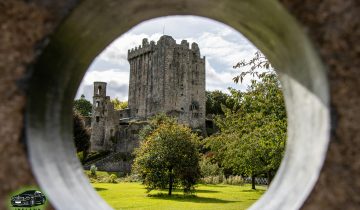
[
  {"xmin": 251, "ymin": 175, "xmax": 256, "ymax": 190},
  {"xmin": 168, "ymin": 170, "xmax": 173, "ymax": 196}
]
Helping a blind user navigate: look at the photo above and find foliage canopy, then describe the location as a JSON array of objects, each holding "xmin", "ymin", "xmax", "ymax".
[
  {"xmin": 111, "ymin": 98, "xmax": 128, "ymax": 110},
  {"xmin": 73, "ymin": 111, "xmax": 91, "ymax": 161},
  {"xmin": 205, "ymin": 51, "xmax": 286, "ymax": 189},
  {"xmin": 74, "ymin": 94, "xmax": 92, "ymax": 117}
]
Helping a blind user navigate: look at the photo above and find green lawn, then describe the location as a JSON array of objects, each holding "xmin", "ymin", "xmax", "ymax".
[{"xmin": 92, "ymin": 182, "xmax": 266, "ymax": 210}]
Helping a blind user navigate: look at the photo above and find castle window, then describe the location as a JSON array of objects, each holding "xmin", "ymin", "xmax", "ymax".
[
  {"xmin": 190, "ymin": 101, "xmax": 199, "ymax": 111},
  {"xmin": 96, "ymin": 101, "xmax": 100, "ymax": 107},
  {"xmin": 97, "ymin": 86, "xmax": 102, "ymax": 95},
  {"xmin": 96, "ymin": 116, "xmax": 100, "ymax": 122}
]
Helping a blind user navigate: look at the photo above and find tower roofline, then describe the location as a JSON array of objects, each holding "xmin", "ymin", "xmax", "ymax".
[{"xmin": 127, "ymin": 36, "xmax": 201, "ymax": 60}]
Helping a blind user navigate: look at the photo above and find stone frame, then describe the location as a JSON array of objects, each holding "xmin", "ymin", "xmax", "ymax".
[{"xmin": 4, "ymin": 0, "xmax": 348, "ymax": 210}]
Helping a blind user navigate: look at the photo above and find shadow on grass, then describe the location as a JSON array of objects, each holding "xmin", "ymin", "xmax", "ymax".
[
  {"xmin": 148, "ymin": 193, "xmax": 238, "ymax": 204},
  {"xmin": 94, "ymin": 187, "xmax": 108, "ymax": 191},
  {"xmin": 199, "ymin": 184, "xmax": 227, "ymax": 188},
  {"xmin": 241, "ymin": 189, "xmax": 266, "ymax": 193},
  {"xmin": 194, "ymin": 189, "xmax": 219, "ymax": 193}
]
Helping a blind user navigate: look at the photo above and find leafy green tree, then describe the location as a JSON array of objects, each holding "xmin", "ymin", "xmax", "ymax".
[
  {"xmin": 73, "ymin": 111, "xmax": 91, "ymax": 162},
  {"xmin": 206, "ymin": 90, "xmax": 232, "ymax": 115},
  {"xmin": 205, "ymin": 51, "xmax": 286, "ymax": 189},
  {"xmin": 132, "ymin": 117, "xmax": 201, "ymax": 195},
  {"xmin": 111, "ymin": 98, "xmax": 128, "ymax": 110},
  {"xmin": 74, "ymin": 94, "xmax": 92, "ymax": 117}
]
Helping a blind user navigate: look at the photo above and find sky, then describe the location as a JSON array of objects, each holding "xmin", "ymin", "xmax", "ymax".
[{"xmin": 76, "ymin": 16, "xmax": 259, "ymax": 101}]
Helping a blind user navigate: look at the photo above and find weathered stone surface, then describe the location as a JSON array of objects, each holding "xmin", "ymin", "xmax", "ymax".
[
  {"xmin": 0, "ymin": 0, "xmax": 77, "ymax": 209},
  {"xmin": 278, "ymin": 1, "xmax": 360, "ymax": 209},
  {"xmin": 128, "ymin": 35, "xmax": 206, "ymax": 130}
]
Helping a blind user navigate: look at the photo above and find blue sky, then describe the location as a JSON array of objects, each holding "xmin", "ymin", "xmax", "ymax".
[{"xmin": 76, "ymin": 16, "xmax": 259, "ymax": 101}]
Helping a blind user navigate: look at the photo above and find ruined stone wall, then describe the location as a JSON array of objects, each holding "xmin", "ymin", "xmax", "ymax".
[
  {"xmin": 90, "ymin": 82, "xmax": 119, "ymax": 152},
  {"xmin": 116, "ymin": 122, "xmax": 147, "ymax": 153},
  {"xmin": 103, "ymin": 100, "xmax": 118, "ymax": 151},
  {"xmin": 84, "ymin": 152, "xmax": 132, "ymax": 173},
  {"xmin": 90, "ymin": 82, "xmax": 107, "ymax": 151}
]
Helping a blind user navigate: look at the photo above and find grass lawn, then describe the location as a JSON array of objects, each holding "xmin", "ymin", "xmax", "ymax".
[{"xmin": 92, "ymin": 182, "xmax": 266, "ymax": 210}]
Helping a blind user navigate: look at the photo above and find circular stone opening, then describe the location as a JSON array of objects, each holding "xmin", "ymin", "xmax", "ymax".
[{"xmin": 26, "ymin": 1, "xmax": 330, "ymax": 210}]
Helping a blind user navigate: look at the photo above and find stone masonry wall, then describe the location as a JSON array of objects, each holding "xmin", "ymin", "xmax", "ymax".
[{"xmin": 127, "ymin": 35, "xmax": 206, "ymax": 131}]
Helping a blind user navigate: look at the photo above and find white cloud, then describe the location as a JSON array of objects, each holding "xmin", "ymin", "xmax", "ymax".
[{"xmin": 76, "ymin": 69, "xmax": 130, "ymax": 101}]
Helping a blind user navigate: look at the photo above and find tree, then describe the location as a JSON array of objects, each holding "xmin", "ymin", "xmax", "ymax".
[
  {"xmin": 74, "ymin": 94, "xmax": 92, "ymax": 117},
  {"xmin": 132, "ymin": 116, "xmax": 201, "ymax": 195},
  {"xmin": 111, "ymin": 98, "xmax": 128, "ymax": 110},
  {"xmin": 204, "ymin": 51, "xmax": 286, "ymax": 189},
  {"xmin": 232, "ymin": 51, "xmax": 272, "ymax": 84},
  {"xmin": 73, "ymin": 111, "xmax": 91, "ymax": 162},
  {"xmin": 205, "ymin": 90, "xmax": 233, "ymax": 115}
]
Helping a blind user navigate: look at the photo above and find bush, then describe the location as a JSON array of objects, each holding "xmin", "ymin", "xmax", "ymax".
[
  {"xmin": 108, "ymin": 174, "xmax": 117, "ymax": 183},
  {"xmin": 199, "ymin": 156, "xmax": 222, "ymax": 177},
  {"xmin": 90, "ymin": 165, "xmax": 98, "ymax": 176},
  {"xmin": 223, "ymin": 175, "xmax": 244, "ymax": 185},
  {"xmin": 200, "ymin": 175, "xmax": 224, "ymax": 184},
  {"xmin": 200, "ymin": 175, "xmax": 244, "ymax": 185}
]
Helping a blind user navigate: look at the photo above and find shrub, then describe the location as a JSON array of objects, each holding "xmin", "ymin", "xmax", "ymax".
[
  {"xmin": 108, "ymin": 174, "xmax": 117, "ymax": 183},
  {"xmin": 200, "ymin": 175, "xmax": 244, "ymax": 185},
  {"xmin": 224, "ymin": 175, "xmax": 244, "ymax": 185},
  {"xmin": 199, "ymin": 156, "xmax": 222, "ymax": 177},
  {"xmin": 200, "ymin": 175, "xmax": 223, "ymax": 184},
  {"xmin": 90, "ymin": 165, "xmax": 98, "ymax": 176}
]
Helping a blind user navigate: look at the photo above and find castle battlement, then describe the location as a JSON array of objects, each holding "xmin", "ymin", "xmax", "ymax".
[
  {"xmin": 127, "ymin": 45, "xmax": 154, "ymax": 60},
  {"xmin": 127, "ymin": 35, "xmax": 203, "ymax": 60}
]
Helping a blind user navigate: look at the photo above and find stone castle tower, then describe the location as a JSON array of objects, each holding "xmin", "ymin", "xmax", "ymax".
[
  {"xmin": 127, "ymin": 35, "xmax": 206, "ymax": 129},
  {"xmin": 90, "ymin": 82, "xmax": 119, "ymax": 152},
  {"xmin": 90, "ymin": 35, "xmax": 206, "ymax": 154}
]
